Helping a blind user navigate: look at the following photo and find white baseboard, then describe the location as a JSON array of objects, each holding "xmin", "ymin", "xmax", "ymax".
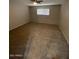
[{"xmin": 59, "ymin": 27, "xmax": 69, "ymax": 44}]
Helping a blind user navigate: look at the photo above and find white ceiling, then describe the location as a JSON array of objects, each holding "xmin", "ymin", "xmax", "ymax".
[
  {"xmin": 25, "ymin": 0, "xmax": 65, "ymax": 6},
  {"xmin": 11, "ymin": 0, "xmax": 65, "ymax": 6}
]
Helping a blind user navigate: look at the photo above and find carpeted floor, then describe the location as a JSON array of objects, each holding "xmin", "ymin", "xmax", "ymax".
[{"xmin": 9, "ymin": 22, "xmax": 68, "ymax": 59}]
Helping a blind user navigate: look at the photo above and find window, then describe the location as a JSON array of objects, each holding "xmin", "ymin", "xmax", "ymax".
[{"xmin": 37, "ymin": 8, "xmax": 50, "ymax": 15}]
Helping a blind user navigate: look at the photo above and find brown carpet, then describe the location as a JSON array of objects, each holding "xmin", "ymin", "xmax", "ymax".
[{"xmin": 9, "ymin": 22, "xmax": 68, "ymax": 59}]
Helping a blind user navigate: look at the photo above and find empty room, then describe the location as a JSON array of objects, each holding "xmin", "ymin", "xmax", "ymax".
[{"xmin": 9, "ymin": 0, "xmax": 69, "ymax": 59}]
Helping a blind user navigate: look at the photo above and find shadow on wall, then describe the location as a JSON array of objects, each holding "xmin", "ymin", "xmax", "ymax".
[{"xmin": 9, "ymin": 0, "xmax": 30, "ymax": 30}]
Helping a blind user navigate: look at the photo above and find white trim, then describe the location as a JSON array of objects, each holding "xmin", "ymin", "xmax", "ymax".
[
  {"xmin": 10, "ymin": 54, "xmax": 23, "ymax": 57},
  {"xmin": 59, "ymin": 27, "xmax": 69, "ymax": 44}
]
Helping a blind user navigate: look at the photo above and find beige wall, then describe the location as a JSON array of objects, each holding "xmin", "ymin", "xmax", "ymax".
[
  {"xmin": 59, "ymin": 0, "xmax": 69, "ymax": 43},
  {"xmin": 9, "ymin": 0, "xmax": 30, "ymax": 30},
  {"xmin": 29, "ymin": 5, "xmax": 60, "ymax": 25}
]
